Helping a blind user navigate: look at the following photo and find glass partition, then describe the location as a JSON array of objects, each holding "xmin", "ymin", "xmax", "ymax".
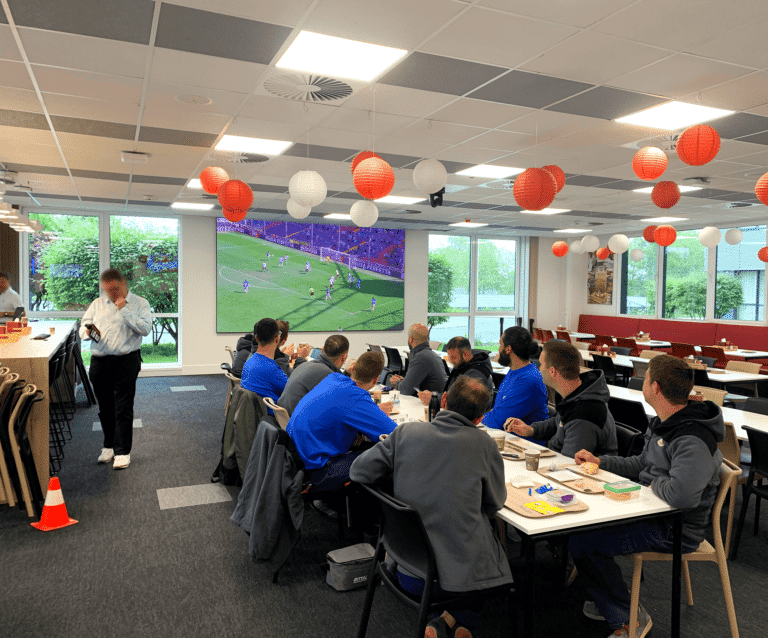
[{"xmin": 715, "ymin": 225, "xmax": 765, "ymax": 321}]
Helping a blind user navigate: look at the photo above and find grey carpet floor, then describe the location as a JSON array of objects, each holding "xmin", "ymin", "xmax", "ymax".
[{"xmin": 1, "ymin": 374, "xmax": 767, "ymax": 637}]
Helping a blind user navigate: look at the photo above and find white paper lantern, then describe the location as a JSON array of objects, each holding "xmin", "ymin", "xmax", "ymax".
[
  {"xmin": 412, "ymin": 159, "xmax": 448, "ymax": 195},
  {"xmin": 350, "ymin": 200, "xmax": 378, "ymax": 227},
  {"xmin": 629, "ymin": 248, "xmax": 644, "ymax": 262},
  {"xmin": 581, "ymin": 235, "xmax": 600, "ymax": 252},
  {"xmin": 289, "ymin": 170, "xmax": 327, "ymax": 207},
  {"xmin": 698, "ymin": 226, "xmax": 721, "ymax": 248},
  {"xmin": 570, "ymin": 240, "xmax": 585, "ymax": 255},
  {"xmin": 608, "ymin": 234, "xmax": 630, "ymax": 254},
  {"xmin": 724, "ymin": 228, "xmax": 743, "ymax": 245},
  {"xmin": 286, "ymin": 198, "xmax": 311, "ymax": 219}
]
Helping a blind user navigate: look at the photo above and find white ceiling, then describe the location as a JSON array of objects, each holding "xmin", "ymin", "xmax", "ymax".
[{"xmin": 2, "ymin": 0, "xmax": 768, "ymax": 237}]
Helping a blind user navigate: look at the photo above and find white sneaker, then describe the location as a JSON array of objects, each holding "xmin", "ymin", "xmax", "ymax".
[
  {"xmin": 113, "ymin": 454, "xmax": 131, "ymax": 469},
  {"xmin": 583, "ymin": 601, "xmax": 606, "ymax": 621},
  {"xmin": 98, "ymin": 448, "xmax": 114, "ymax": 463}
]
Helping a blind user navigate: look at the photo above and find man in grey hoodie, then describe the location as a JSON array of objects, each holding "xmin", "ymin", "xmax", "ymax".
[
  {"xmin": 569, "ymin": 354, "xmax": 724, "ymax": 638},
  {"xmin": 505, "ymin": 340, "xmax": 618, "ymax": 458}
]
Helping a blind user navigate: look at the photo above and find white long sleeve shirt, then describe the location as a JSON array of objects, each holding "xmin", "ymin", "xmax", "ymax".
[
  {"xmin": 79, "ymin": 291, "xmax": 152, "ymax": 356},
  {"xmin": 0, "ymin": 286, "xmax": 24, "ymax": 312}
]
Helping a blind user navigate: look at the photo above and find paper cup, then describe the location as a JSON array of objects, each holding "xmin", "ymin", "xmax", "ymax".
[
  {"xmin": 489, "ymin": 429, "xmax": 506, "ymax": 451},
  {"xmin": 524, "ymin": 449, "xmax": 541, "ymax": 471},
  {"xmin": 49, "ymin": 327, "xmax": 55, "ymax": 334}
]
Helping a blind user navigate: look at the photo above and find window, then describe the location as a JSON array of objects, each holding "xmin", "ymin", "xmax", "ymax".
[
  {"xmin": 620, "ymin": 237, "xmax": 657, "ymax": 315},
  {"xmin": 662, "ymin": 230, "xmax": 709, "ymax": 319},
  {"xmin": 477, "ymin": 239, "xmax": 516, "ymax": 311},
  {"xmin": 428, "ymin": 235, "xmax": 470, "ymax": 313},
  {"xmin": 715, "ymin": 225, "xmax": 766, "ymax": 321}
]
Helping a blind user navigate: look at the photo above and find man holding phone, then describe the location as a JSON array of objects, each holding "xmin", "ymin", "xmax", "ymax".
[{"xmin": 80, "ymin": 268, "xmax": 152, "ymax": 469}]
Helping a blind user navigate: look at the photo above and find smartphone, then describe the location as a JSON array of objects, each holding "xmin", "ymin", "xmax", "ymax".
[{"xmin": 85, "ymin": 323, "xmax": 101, "ymax": 343}]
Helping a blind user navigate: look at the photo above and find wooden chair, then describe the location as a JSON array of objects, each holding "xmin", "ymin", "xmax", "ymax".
[
  {"xmin": 700, "ymin": 345, "xmax": 729, "ymax": 369},
  {"xmin": 428, "ymin": 340, "xmax": 441, "ymax": 351},
  {"xmin": 693, "ymin": 385, "xmax": 727, "ymax": 406},
  {"xmin": 627, "ymin": 460, "xmax": 742, "ymax": 638},
  {"xmin": 670, "ymin": 342, "xmax": 696, "ymax": 359},
  {"xmin": 555, "ymin": 330, "xmax": 572, "ymax": 342},
  {"xmin": 616, "ymin": 337, "xmax": 639, "ymax": 357},
  {"xmin": 573, "ymin": 341, "xmax": 590, "ymax": 351},
  {"xmin": 263, "ymin": 397, "xmax": 290, "ymax": 430},
  {"xmin": 593, "ymin": 334, "xmax": 614, "ymax": 348},
  {"xmin": 223, "ymin": 371, "xmax": 241, "ymax": 417},
  {"xmin": 6, "ymin": 384, "xmax": 46, "ymax": 519},
  {"xmin": 225, "ymin": 345, "xmax": 235, "ymax": 363},
  {"xmin": 725, "ymin": 360, "xmax": 761, "ymax": 374},
  {"xmin": 717, "ymin": 422, "xmax": 755, "ymax": 553},
  {"xmin": 540, "ymin": 330, "xmax": 555, "ymax": 343},
  {"xmin": 631, "ymin": 359, "xmax": 649, "ymax": 380},
  {"xmin": 639, "ymin": 350, "xmax": 663, "ymax": 360}
]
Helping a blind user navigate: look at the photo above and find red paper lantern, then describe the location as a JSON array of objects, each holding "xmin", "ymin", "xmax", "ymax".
[
  {"xmin": 596, "ymin": 246, "xmax": 612, "ymax": 260},
  {"xmin": 755, "ymin": 172, "xmax": 768, "ymax": 205},
  {"xmin": 218, "ymin": 179, "xmax": 253, "ymax": 222},
  {"xmin": 200, "ymin": 166, "xmax": 229, "ymax": 195},
  {"xmin": 543, "ymin": 165, "xmax": 566, "ymax": 193},
  {"xmin": 759, "ymin": 247, "xmax": 768, "ymax": 263},
  {"xmin": 351, "ymin": 151, "xmax": 381, "ymax": 175},
  {"xmin": 654, "ymin": 225, "xmax": 677, "ymax": 247},
  {"xmin": 643, "ymin": 225, "xmax": 658, "ymax": 243},
  {"xmin": 676, "ymin": 124, "xmax": 721, "ymax": 166},
  {"xmin": 513, "ymin": 168, "xmax": 557, "ymax": 211},
  {"xmin": 552, "ymin": 240, "xmax": 569, "ymax": 257},
  {"xmin": 632, "ymin": 147, "xmax": 667, "ymax": 180},
  {"xmin": 353, "ymin": 157, "xmax": 395, "ymax": 200},
  {"xmin": 651, "ymin": 181, "xmax": 681, "ymax": 209}
]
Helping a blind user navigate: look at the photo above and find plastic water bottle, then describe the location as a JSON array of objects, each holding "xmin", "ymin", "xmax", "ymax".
[
  {"xmin": 429, "ymin": 392, "xmax": 440, "ymax": 422},
  {"xmin": 393, "ymin": 391, "xmax": 400, "ymax": 411}
]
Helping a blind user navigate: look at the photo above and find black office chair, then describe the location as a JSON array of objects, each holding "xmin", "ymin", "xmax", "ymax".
[
  {"xmin": 695, "ymin": 356, "xmax": 717, "ymax": 368},
  {"xmin": 355, "ymin": 483, "xmax": 516, "ymax": 638},
  {"xmin": 627, "ymin": 377, "xmax": 644, "ymax": 391},
  {"xmin": 730, "ymin": 426, "xmax": 768, "ymax": 559},
  {"xmin": 367, "ymin": 344, "xmax": 383, "ymax": 354},
  {"xmin": 743, "ymin": 397, "xmax": 768, "ymax": 416},
  {"xmin": 610, "ymin": 346, "xmax": 632, "ymax": 356},
  {"xmin": 592, "ymin": 354, "xmax": 629, "ymax": 386},
  {"xmin": 383, "ymin": 347, "xmax": 405, "ymax": 377},
  {"xmin": 615, "ymin": 422, "xmax": 643, "ymax": 458},
  {"xmin": 608, "ymin": 396, "xmax": 649, "ymax": 434}
]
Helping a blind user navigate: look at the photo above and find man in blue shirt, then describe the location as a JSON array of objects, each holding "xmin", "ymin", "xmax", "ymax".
[
  {"xmin": 287, "ymin": 351, "xmax": 395, "ymax": 491},
  {"xmin": 240, "ymin": 318, "xmax": 288, "ymax": 402}
]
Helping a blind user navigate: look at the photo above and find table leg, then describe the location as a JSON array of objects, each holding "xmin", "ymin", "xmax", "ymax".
[
  {"xmin": 522, "ymin": 535, "xmax": 536, "ymax": 636},
  {"xmin": 671, "ymin": 512, "xmax": 682, "ymax": 638}
]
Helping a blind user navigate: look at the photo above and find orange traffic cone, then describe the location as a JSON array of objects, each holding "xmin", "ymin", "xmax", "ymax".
[{"xmin": 31, "ymin": 477, "xmax": 78, "ymax": 531}]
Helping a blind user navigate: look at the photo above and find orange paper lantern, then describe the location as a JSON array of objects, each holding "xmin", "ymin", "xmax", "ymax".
[
  {"xmin": 654, "ymin": 225, "xmax": 677, "ymax": 247},
  {"xmin": 643, "ymin": 225, "xmax": 658, "ymax": 243},
  {"xmin": 552, "ymin": 240, "xmax": 569, "ymax": 257},
  {"xmin": 513, "ymin": 168, "xmax": 557, "ymax": 211},
  {"xmin": 676, "ymin": 124, "xmax": 721, "ymax": 166},
  {"xmin": 759, "ymin": 247, "xmax": 768, "ymax": 263},
  {"xmin": 543, "ymin": 165, "xmax": 566, "ymax": 193},
  {"xmin": 218, "ymin": 179, "xmax": 253, "ymax": 222},
  {"xmin": 353, "ymin": 157, "xmax": 395, "ymax": 200},
  {"xmin": 351, "ymin": 151, "xmax": 381, "ymax": 175},
  {"xmin": 755, "ymin": 172, "xmax": 768, "ymax": 205},
  {"xmin": 200, "ymin": 166, "xmax": 229, "ymax": 194},
  {"xmin": 651, "ymin": 181, "xmax": 680, "ymax": 209},
  {"xmin": 596, "ymin": 246, "xmax": 612, "ymax": 260},
  {"xmin": 632, "ymin": 147, "xmax": 667, "ymax": 180}
]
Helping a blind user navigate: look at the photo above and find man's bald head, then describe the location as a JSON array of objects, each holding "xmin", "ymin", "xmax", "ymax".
[{"xmin": 408, "ymin": 323, "xmax": 429, "ymax": 346}]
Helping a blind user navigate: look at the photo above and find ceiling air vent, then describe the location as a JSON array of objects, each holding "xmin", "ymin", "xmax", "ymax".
[
  {"xmin": 725, "ymin": 202, "xmax": 758, "ymax": 209},
  {"xmin": 263, "ymin": 74, "xmax": 353, "ymax": 102},
  {"xmin": 479, "ymin": 179, "xmax": 515, "ymax": 190}
]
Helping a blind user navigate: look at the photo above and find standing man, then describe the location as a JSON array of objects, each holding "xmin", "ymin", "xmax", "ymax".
[
  {"xmin": 309, "ymin": 287, "xmax": 315, "ymax": 299},
  {"xmin": 325, "ymin": 287, "xmax": 332, "ymax": 301},
  {"xmin": 305, "ymin": 261, "xmax": 311, "ymax": 274},
  {"xmin": 370, "ymin": 296, "xmax": 376, "ymax": 312},
  {"xmin": 389, "ymin": 323, "xmax": 447, "ymax": 396},
  {"xmin": 261, "ymin": 262, "xmax": 268, "ymax": 272},
  {"xmin": 0, "ymin": 270, "xmax": 24, "ymax": 312},
  {"xmin": 356, "ymin": 278, "xmax": 361, "ymax": 290},
  {"xmin": 80, "ymin": 268, "xmax": 151, "ymax": 469},
  {"xmin": 243, "ymin": 279, "xmax": 249, "ymax": 294}
]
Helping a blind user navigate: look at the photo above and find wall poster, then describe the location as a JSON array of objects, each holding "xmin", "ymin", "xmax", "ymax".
[{"xmin": 587, "ymin": 251, "xmax": 614, "ymax": 305}]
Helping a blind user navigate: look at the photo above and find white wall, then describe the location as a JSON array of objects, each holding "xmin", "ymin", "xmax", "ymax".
[{"xmin": 155, "ymin": 216, "xmax": 427, "ymax": 376}]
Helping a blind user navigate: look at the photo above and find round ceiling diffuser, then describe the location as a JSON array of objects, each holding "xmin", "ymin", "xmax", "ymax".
[{"xmin": 263, "ymin": 74, "xmax": 353, "ymax": 102}]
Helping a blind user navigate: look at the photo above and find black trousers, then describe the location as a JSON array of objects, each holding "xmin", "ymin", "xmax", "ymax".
[{"xmin": 89, "ymin": 350, "xmax": 142, "ymax": 456}]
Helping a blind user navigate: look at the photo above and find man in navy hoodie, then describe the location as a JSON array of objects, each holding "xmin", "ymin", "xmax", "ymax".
[{"xmin": 569, "ymin": 354, "xmax": 724, "ymax": 638}]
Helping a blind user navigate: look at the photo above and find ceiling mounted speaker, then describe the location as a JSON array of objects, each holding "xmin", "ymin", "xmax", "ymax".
[{"xmin": 263, "ymin": 73, "xmax": 353, "ymax": 102}]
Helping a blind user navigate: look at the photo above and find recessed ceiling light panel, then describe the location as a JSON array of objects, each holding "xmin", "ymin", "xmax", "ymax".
[
  {"xmin": 187, "ymin": 179, "xmax": 202, "ymax": 189},
  {"xmin": 616, "ymin": 101, "xmax": 734, "ymax": 130},
  {"xmin": 449, "ymin": 221, "xmax": 488, "ymax": 228},
  {"xmin": 455, "ymin": 165, "xmax": 525, "ymax": 179},
  {"xmin": 633, "ymin": 185, "xmax": 701, "ymax": 193},
  {"xmin": 324, "ymin": 213, "xmax": 352, "ymax": 220},
  {"xmin": 215, "ymin": 135, "xmax": 292, "ymax": 155},
  {"xmin": 554, "ymin": 228, "xmax": 593, "ymax": 233},
  {"xmin": 640, "ymin": 216, "xmax": 688, "ymax": 222},
  {"xmin": 375, "ymin": 195, "xmax": 426, "ymax": 204},
  {"xmin": 519, "ymin": 208, "xmax": 571, "ymax": 215},
  {"xmin": 171, "ymin": 202, "xmax": 215, "ymax": 211}
]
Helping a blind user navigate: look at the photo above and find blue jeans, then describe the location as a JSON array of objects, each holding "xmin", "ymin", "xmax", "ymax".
[
  {"xmin": 569, "ymin": 519, "xmax": 698, "ymax": 629},
  {"xmin": 396, "ymin": 569, "xmax": 482, "ymax": 629},
  {"xmin": 306, "ymin": 450, "xmax": 365, "ymax": 492}
]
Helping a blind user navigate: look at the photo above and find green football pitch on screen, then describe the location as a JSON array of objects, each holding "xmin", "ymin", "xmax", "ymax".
[{"xmin": 217, "ymin": 232, "xmax": 405, "ymax": 333}]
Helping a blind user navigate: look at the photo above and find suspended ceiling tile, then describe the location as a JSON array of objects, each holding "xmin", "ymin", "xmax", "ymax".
[
  {"xmin": 0, "ymin": 59, "xmax": 34, "ymax": 90},
  {"xmin": 469, "ymin": 70, "xmax": 592, "ymax": 109},
  {"xmin": 686, "ymin": 17, "xmax": 768, "ymax": 69},
  {"xmin": 463, "ymin": 129, "xmax": 529, "ymax": 152},
  {"xmin": 138, "ymin": 126, "xmax": 217, "ymax": 148},
  {"xmin": 5, "ymin": 0, "xmax": 154, "ymax": 45},
  {"xmin": 433, "ymin": 145, "xmax": 508, "ymax": 165},
  {"xmin": 155, "ymin": 3, "xmax": 292, "ymax": 64},
  {"xmin": 421, "ymin": 6, "xmax": 578, "ymax": 69},
  {"xmin": 0, "ymin": 124, "xmax": 57, "ymax": 146},
  {"xmin": 51, "ymin": 115, "xmax": 135, "ymax": 141},
  {"xmin": 0, "ymin": 24, "xmax": 21, "ymax": 61},
  {"xmin": 478, "ymin": 0, "xmax": 636, "ymax": 29},
  {"xmin": 238, "ymin": 95, "xmax": 338, "ymax": 126},
  {"xmin": 43, "ymin": 93, "xmax": 140, "ymax": 125},
  {"xmin": 304, "ymin": 128, "xmax": 384, "ymax": 153},
  {"xmin": 343, "ymin": 85, "xmax": 456, "ymax": 120},
  {"xmin": 546, "ymin": 86, "xmax": 667, "ymax": 120},
  {"xmin": 499, "ymin": 109, "xmax": 598, "ymax": 139},
  {"xmin": 283, "ymin": 142, "xmax": 357, "ymax": 162},
  {"xmin": 710, "ymin": 112, "xmax": 768, "ymax": 141},
  {"xmin": 165, "ymin": 0, "xmax": 314, "ymax": 26},
  {"xmin": 565, "ymin": 175, "xmax": 624, "ymax": 187},
  {"xmin": 320, "ymin": 107, "xmax": 416, "ymax": 137},
  {"xmin": 302, "ymin": 0, "xmax": 464, "ymax": 51},
  {"xmin": 378, "ymin": 52, "xmax": 506, "ymax": 97},
  {"xmin": 522, "ymin": 32, "xmax": 670, "ymax": 86},
  {"xmin": 140, "ymin": 104, "xmax": 230, "ymax": 135},
  {"xmin": 224, "ymin": 116, "xmax": 305, "ymax": 142},
  {"xmin": 145, "ymin": 82, "xmax": 249, "ymax": 118},
  {"xmin": 430, "ymin": 98, "xmax": 531, "ymax": 129},
  {"xmin": 6, "ymin": 144, "xmax": 65, "ymax": 167},
  {"xmin": 373, "ymin": 136, "xmax": 451, "ymax": 159},
  {"xmin": 32, "ymin": 66, "xmax": 143, "ymax": 103},
  {"xmin": 561, "ymin": 121, "xmax": 656, "ymax": 146},
  {"xmin": 696, "ymin": 72, "xmax": 768, "ymax": 112},
  {"xmin": 0, "ymin": 107, "xmax": 47, "ymax": 130},
  {"xmin": 393, "ymin": 119, "xmax": 485, "ymax": 145}
]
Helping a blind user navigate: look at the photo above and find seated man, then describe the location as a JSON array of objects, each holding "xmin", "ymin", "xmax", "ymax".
[
  {"xmin": 0, "ymin": 270, "xmax": 23, "ymax": 313},
  {"xmin": 240, "ymin": 318, "xmax": 288, "ymax": 402},
  {"xmin": 273, "ymin": 320, "xmax": 309, "ymax": 377},
  {"xmin": 350, "ymin": 377, "xmax": 513, "ymax": 638},
  {"xmin": 278, "ymin": 335, "xmax": 350, "ymax": 415},
  {"xmin": 418, "ymin": 336, "xmax": 493, "ymax": 406},
  {"xmin": 482, "ymin": 327, "xmax": 548, "ymax": 430},
  {"xmin": 287, "ymin": 351, "xmax": 395, "ymax": 491},
  {"xmin": 230, "ymin": 330, "xmax": 254, "ymax": 378},
  {"xmin": 505, "ymin": 340, "xmax": 618, "ymax": 458},
  {"xmin": 389, "ymin": 323, "xmax": 447, "ymax": 396},
  {"xmin": 568, "ymin": 354, "xmax": 724, "ymax": 638}
]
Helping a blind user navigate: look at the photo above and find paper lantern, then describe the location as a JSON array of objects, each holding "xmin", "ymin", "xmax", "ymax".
[
  {"xmin": 353, "ymin": 157, "xmax": 395, "ymax": 200},
  {"xmin": 677, "ymin": 124, "xmax": 721, "ymax": 166},
  {"xmin": 289, "ymin": 170, "xmax": 327, "ymax": 207},
  {"xmin": 759, "ymin": 247, "xmax": 768, "ymax": 263},
  {"xmin": 654, "ymin": 225, "xmax": 677, "ymax": 247},
  {"xmin": 413, "ymin": 159, "xmax": 448, "ymax": 195},
  {"xmin": 200, "ymin": 166, "xmax": 229, "ymax": 194},
  {"xmin": 350, "ymin": 200, "xmax": 379, "ymax": 227},
  {"xmin": 217, "ymin": 180, "xmax": 253, "ymax": 222},
  {"xmin": 552, "ymin": 240, "xmax": 569, "ymax": 257},
  {"xmin": 513, "ymin": 168, "xmax": 557, "ymax": 211},
  {"xmin": 543, "ymin": 165, "xmax": 566, "ymax": 193},
  {"xmin": 287, "ymin": 198, "xmax": 310, "ymax": 220},
  {"xmin": 755, "ymin": 172, "xmax": 768, "ymax": 205},
  {"xmin": 581, "ymin": 235, "xmax": 600, "ymax": 252},
  {"xmin": 643, "ymin": 225, "xmax": 658, "ymax": 243},
  {"xmin": 608, "ymin": 234, "xmax": 630, "ymax": 254},
  {"xmin": 632, "ymin": 147, "xmax": 667, "ymax": 180},
  {"xmin": 570, "ymin": 240, "xmax": 585, "ymax": 255},
  {"xmin": 651, "ymin": 181, "xmax": 681, "ymax": 209},
  {"xmin": 596, "ymin": 246, "xmax": 612, "ymax": 260},
  {"xmin": 698, "ymin": 226, "xmax": 721, "ymax": 248},
  {"xmin": 725, "ymin": 228, "xmax": 743, "ymax": 245},
  {"xmin": 629, "ymin": 248, "xmax": 644, "ymax": 262},
  {"xmin": 351, "ymin": 151, "xmax": 381, "ymax": 175}
]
